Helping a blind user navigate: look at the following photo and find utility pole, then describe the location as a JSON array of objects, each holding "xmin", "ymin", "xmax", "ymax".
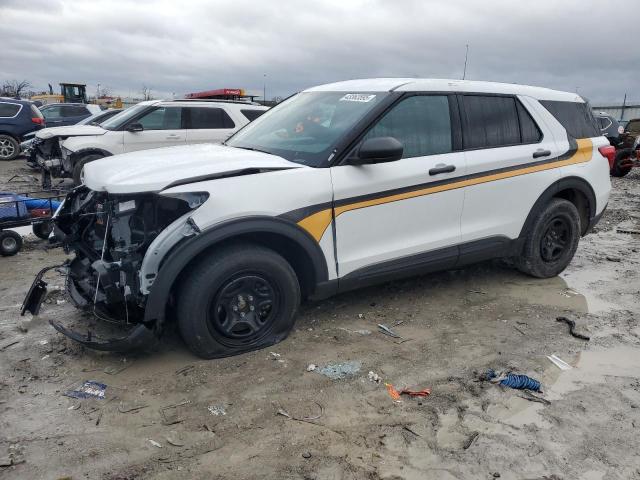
[
  {"xmin": 462, "ymin": 44, "xmax": 469, "ymax": 80},
  {"xmin": 263, "ymin": 73, "xmax": 267, "ymax": 103},
  {"xmin": 621, "ymin": 93, "xmax": 627, "ymax": 121}
]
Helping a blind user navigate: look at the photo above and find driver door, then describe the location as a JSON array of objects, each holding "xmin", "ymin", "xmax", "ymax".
[
  {"xmin": 331, "ymin": 94, "xmax": 466, "ymax": 278},
  {"xmin": 123, "ymin": 106, "xmax": 186, "ymax": 152}
]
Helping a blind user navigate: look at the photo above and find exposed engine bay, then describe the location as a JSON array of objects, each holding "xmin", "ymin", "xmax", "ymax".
[
  {"xmin": 58, "ymin": 187, "xmax": 195, "ymax": 319},
  {"xmin": 22, "ymin": 186, "xmax": 205, "ymax": 350}
]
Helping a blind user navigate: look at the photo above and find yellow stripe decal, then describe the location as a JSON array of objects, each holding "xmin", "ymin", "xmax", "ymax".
[{"xmin": 297, "ymin": 139, "xmax": 593, "ymax": 242}]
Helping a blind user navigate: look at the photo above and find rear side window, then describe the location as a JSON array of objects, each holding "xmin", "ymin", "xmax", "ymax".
[
  {"xmin": 461, "ymin": 96, "xmax": 521, "ymax": 149},
  {"xmin": 187, "ymin": 107, "xmax": 235, "ymax": 129},
  {"xmin": 0, "ymin": 103, "xmax": 21, "ymax": 117},
  {"xmin": 540, "ymin": 100, "xmax": 599, "ymax": 138},
  {"xmin": 626, "ymin": 119, "xmax": 640, "ymax": 135},
  {"xmin": 241, "ymin": 109, "xmax": 265, "ymax": 122},
  {"xmin": 364, "ymin": 95, "xmax": 452, "ymax": 158}
]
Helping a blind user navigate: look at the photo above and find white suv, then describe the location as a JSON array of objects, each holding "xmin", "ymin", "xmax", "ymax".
[
  {"xmin": 30, "ymin": 99, "xmax": 268, "ymax": 185},
  {"xmin": 23, "ymin": 78, "xmax": 612, "ymax": 359}
]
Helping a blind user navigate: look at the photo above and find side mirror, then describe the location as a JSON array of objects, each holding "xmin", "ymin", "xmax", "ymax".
[
  {"xmin": 350, "ymin": 137, "xmax": 403, "ymax": 165},
  {"xmin": 125, "ymin": 123, "xmax": 143, "ymax": 132}
]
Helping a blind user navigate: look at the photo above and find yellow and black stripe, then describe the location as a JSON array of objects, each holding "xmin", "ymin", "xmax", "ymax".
[{"xmin": 283, "ymin": 138, "xmax": 593, "ymax": 242}]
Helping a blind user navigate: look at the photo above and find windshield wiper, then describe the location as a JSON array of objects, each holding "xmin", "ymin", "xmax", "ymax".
[{"xmin": 231, "ymin": 146, "xmax": 275, "ymax": 156}]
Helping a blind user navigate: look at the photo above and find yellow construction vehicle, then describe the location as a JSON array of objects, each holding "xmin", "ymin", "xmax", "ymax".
[{"xmin": 31, "ymin": 83, "xmax": 123, "ymax": 108}]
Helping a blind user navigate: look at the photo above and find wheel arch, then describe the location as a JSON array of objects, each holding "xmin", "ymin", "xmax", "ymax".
[
  {"xmin": 519, "ymin": 176, "xmax": 596, "ymax": 241},
  {"xmin": 142, "ymin": 216, "xmax": 329, "ymax": 327},
  {"xmin": 71, "ymin": 148, "xmax": 113, "ymax": 163}
]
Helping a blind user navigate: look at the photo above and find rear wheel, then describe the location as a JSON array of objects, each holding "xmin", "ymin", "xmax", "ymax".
[
  {"xmin": 177, "ymin": 243, "xmax": 300, "ymax": 359},
  {"xmin": 0, "ymin": 230, "xmax": 22, "ymax": 256},
  {"xmin": 32, "ymin": 221, "xmax": 53, "ymax": 240},
  {"xmin": 0, "ymin": 135, "xmax": 19, "ymax": 161},
  {"xmin": 516, "ymin": 198, "xmax": 581, "ymax": 278},
  {"xmin": 72, "ymin": 153, "xmax": 103, "ymax": 185},
  {"xmin": 611, "ymin": 149, "xmax": 633, "ymax": 177}
]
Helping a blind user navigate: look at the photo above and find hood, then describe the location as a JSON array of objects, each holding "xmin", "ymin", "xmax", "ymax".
[
  {"xmin": 83, "ymin": 143, "xmax": 304, "ymax": 194},
  {"xmin": 36, "ymin": 125, "xmax": 107, "ymax": 140}
]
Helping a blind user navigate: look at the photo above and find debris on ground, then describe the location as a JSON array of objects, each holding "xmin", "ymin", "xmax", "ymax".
[
  {"xmin": 64, "ymin": 380, "xmax": 107, "ymax": 399},
  {"xmin": 306, "ymin": 364, "xmax": 317, "ymax": 372},
  {"xmin": 207, "ymin": 405, "xmax": 227, "ymax": 416},
  {"xmin": 147, "ymin": 439, "xmax": 162, "ymax": 448},
  {"xmin": 463, "ymin": 431, "xmax": 480, "ymax": 450},
  {"xmin": 518, "ymin": 391, "xmax": 552, "ymax": 405},
  {"xmin": 276, "ymin": 402, "xmax": 324, "ymax": 424},
  {"xmin": 385, "ymin": 383, "xmax": 431, "ymax": 401},
  {"xmin": 483, "ymin": 369, "xmax": 542, "ymax": 392},
  {"xmin": 175, "ymin": 365, "xmax": 195, "ymax": 376},
  {"xmin": 556, "ymin": 316, "xmax": 590, "ymax": 341},
  {"xmin": 165, "ymin": 431, "xmax": 185, "ymax": 447},
  {"xmin": 368, "ymin": 371, "xmax": 381, "ymax": 383},
  {"xmin": 377, "ymin": 323, "xmax": 403, "ymax": 339},
  {"xmin": 318, "ymin": 360, "xmax": 361, "ymax": 379},
  {"xmin": 547, "ymin": 354, "xmax": 572, "ymax": 370},
  {"xmin": 118, "ymin": 401, "xmax": 148, "ymax": 413},
  {"xmin": 160, "ymin": 400, "xmax": 190, "ymax": 425}
]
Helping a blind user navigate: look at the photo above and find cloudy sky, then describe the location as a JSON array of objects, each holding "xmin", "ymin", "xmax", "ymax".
[{"xmin": 1, "ymin": 0, "xmax": 637, "ymax": 104}]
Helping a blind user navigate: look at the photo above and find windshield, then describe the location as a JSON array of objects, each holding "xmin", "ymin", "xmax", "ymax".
[
  {"xmin": 100, "ymin": 104, "xmax": 149, "ymax": 130},
  {"xmin": 226, "ymin": 91, "xmax": 387, "ymax": 166}
]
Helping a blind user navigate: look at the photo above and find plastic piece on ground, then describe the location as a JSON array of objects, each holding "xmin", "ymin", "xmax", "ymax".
[
  {"xmin": 385, "ymin": 383, "xmax": 431, "ymax": 400},
  {"xmin": 485, "ymin": 369, "xmax": 542, "ymax": 392},
  {"xmin": 318, "ymin": 361, "xmax": 361, "ymax": 379},
  {"xmin": 547, "ymin": 354, "xmax": 572, "ymax": 370},
  {"xmin": 65, "ymin": 380, "xmax": 107, "ymax": 399}
]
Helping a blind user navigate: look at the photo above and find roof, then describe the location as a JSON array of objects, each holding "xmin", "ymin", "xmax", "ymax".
[{"xmin": 305, "ymin": 78, "xmax": 584, "ymax": 102}]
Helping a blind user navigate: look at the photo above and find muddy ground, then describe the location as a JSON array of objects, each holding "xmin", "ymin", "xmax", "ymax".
[{"xmin": 1, "ymin": 158, "xmax": 639, "ymax": 480}]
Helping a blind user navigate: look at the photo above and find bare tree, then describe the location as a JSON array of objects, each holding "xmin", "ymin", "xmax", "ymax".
[
  {"xmin": 140, "ymin": 85, "xmax": 154, "ymax": 101},
  {"xmin": 1, "ymin": 79, "xmax": 32, "ymax": 98},
  {"xmin": 97, "ymin": 85, "xmax": 113, "ymax": 98}
]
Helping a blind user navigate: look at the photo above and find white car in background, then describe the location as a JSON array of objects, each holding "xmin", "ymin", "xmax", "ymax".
[{"xmin": 30, "ymin": 99, "xmax": 268, "ymax": 185}]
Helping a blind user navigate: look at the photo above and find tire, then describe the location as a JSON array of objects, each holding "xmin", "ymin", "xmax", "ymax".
[
  {"xmin": 611, "ymin": 149, "xmax": 633, "ymax": 177},
  {"xmin": 0, "ymin": 230, "xmax": 23, "ymax": 256},
  {"xmin": 72, "ymin": 153, "xmax": 103, "ymax": 185},
  {"xmin": 177, "ymin": 243, "xmax": 301, "ymax": 359},
  {"xmin": 516, "ymin": 198, "xmax": 581, "ymax": 278},
  {"xmin": 32, "ymin": 221, "xmax": 53, "ymax": 240},
  {"xmin": 0, "ymin": 135, "xmax": 19, "ymax": 161}
]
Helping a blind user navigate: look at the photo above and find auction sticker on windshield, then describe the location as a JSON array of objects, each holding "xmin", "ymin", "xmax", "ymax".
[{"xmin": 340, "ymin": 94, "xmax": 376, "ymax": 103}]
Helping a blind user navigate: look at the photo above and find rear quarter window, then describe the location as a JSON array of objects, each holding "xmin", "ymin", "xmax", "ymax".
[
  {"xmin": 540, "ymin": 100, "xmax": 600, "ymax": 139},
  {"xmin": 0, "ymin": 103, "xmax": 22, "ymax": 118},
  {"xmin": 241, "ymin": 109, "xmax": 265, "ymax": 122}
]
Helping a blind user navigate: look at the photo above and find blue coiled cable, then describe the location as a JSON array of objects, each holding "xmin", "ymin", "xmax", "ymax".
[{"xmin": 486, "ymin": 369, "xmax": 541, "ymax": 392}]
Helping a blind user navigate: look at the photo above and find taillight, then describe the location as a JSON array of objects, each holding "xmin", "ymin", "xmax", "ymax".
[
  {"xmin": 31, "ymin": 117, "xmax": 45, "ymax": 125},
  {"xmin": 598, "ymin": 145, "xmax": 616, "ymax": 169}
]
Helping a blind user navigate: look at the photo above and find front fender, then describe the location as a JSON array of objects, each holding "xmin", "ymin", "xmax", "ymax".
[{"xmin": 142, "ymin": 216, "xmax": 329, "ymax": 326}]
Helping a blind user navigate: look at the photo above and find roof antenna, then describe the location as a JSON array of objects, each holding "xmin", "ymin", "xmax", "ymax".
[{"xmin": 462, "ymin": 44, "xmax": 469, "ymax": 80}]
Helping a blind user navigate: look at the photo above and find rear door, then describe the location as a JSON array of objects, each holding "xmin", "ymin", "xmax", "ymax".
[
  {"xmin": 184, "ymin": 106, "xmax": 236, "ymax": 144},
  {"xmin": 123, "ymin": 106, "xmax": 186, "ymax": 152},
  {"xmin": 331, "ymin": 94, "xmax": 466, "ymax": 277},
  {"xmin": 459, "ymin": 94, "xmax": 562, "ymax": 244}
]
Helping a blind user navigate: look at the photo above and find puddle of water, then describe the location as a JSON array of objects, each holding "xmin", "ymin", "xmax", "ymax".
[{"xmin": 547, "ymin": 346, "xmax": 640, "ymax": 398}]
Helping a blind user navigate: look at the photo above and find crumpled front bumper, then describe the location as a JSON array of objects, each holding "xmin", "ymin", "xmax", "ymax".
[{"xmin": 21, "ymin": 263, "xmax": 157, "ymax": 352}]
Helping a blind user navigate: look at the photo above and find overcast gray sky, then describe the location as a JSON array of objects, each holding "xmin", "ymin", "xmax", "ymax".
[{"xmin": 1, "ymin": 0, "xmax": 637, "ymax": 104}]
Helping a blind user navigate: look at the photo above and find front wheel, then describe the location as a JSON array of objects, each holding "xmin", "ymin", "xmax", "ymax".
[
  {"xmin": 72, "ymin": 154, "xmax": 104, "ymax": 185},
  {"xmin": 177, "ymin": 243, "xmax": 301, "ymax": 359},
  {"xmin": 32, "ymin": 221, "xmax": 53, "ymax": 240},
  {"xmin": 516, "ymin": 198, "xmax": 581, "ymax": 278}
]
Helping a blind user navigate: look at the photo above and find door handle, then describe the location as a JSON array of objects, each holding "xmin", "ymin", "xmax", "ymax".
[
  {"xmin": 166, "ymin": 134, "xmax": 181, "ymax": 139},
  {"xmin": 429, "ymin": 164, "xmax": 456, "ymax": 175},
  {"xmin": 532, "ymin": 149, "xmax": 551, "ymax": 159}
]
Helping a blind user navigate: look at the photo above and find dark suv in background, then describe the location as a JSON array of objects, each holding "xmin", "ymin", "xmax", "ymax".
[
  {"xmin": 38, "ymin": 103, "xmax": 101, "ymax": 128},
  {"xmin": 0, "ymin": 98, "xmax": 45, "ymax": 160}
]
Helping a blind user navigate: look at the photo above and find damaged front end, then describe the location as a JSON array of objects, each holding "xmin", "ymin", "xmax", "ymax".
[
  {"xmin": 22, "ymin": 186, "xmax": 207, "ymax": 351},
  {"xmin": 29, "ymin": 136, "xmax": 67, "ymax": 187}
]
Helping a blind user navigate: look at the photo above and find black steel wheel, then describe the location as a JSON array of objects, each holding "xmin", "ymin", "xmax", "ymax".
[
  {"xmin": 516, "ymin": 198, "xmax": 581, "ymax": 278},
  {"xmin": 177, "ymin": 243, "xmax": 300, "ymax": 359}
]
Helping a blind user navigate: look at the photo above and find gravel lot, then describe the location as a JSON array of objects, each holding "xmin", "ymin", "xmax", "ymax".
[{"xmin": 1, "ymin": 158, "xmax": 639, "ymax": 480}]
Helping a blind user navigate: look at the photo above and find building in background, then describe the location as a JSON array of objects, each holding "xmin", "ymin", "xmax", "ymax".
[{"xmin": 592, "ymin": 102, "xmax": 640, "ymax": 122}]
